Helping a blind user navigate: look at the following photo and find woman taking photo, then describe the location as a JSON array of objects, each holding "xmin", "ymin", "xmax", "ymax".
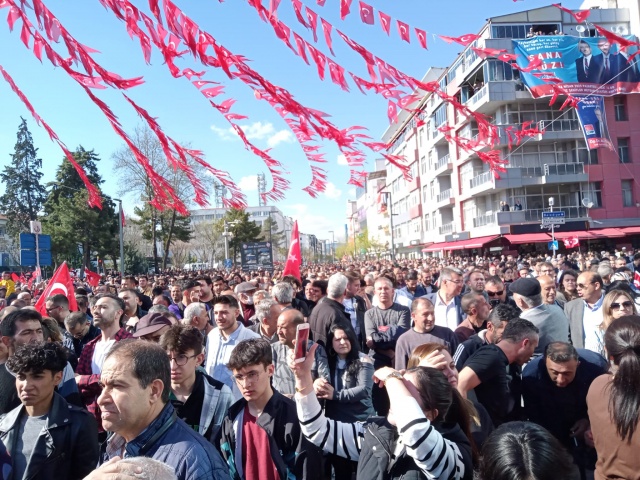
[
  {"xmin": 587, "ymin": 315, "xmax": 640, "ymax": 479},
  {"xmin": 291, "ymin": 344, "xmax": 475, "ymax": 480},
  {"xmin": 408, "ymin": 343, "xmax": 493, "ymax": 447},
  {"xmin": 557, "ymin": 269, "xmax": 580, "ymax": 303},
  {"xmin": 314, "ymin": 325, "xmax": 374, "ymax": 479},
  {"xmin": 601, "ymin": 289, "xmax": 637, "ymax": 331}
]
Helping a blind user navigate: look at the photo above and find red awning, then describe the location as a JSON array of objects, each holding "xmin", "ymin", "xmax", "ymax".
[
  {"xmin": 422, "ymin": 241, "xmax": 456, "ymax": 253},
  {"xmin": 504, "ymin": 233, "xmax": 551, "ymax": 244},
  {"xmin": 620, "ymin": 226, "xmax": 640, "ymax": 235},
  {"xmin": 589, "ymin": 228, "xmax": 625, "ymax": 238}
]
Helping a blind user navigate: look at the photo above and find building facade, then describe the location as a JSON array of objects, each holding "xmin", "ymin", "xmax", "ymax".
[{"xmin": 356, "ymin": 4, "xmax": 640, "ymax": 258}]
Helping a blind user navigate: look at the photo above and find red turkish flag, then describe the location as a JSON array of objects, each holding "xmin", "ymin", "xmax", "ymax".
[
  {"xmin": 34, "ymin": 262, "xmax": 78, "ymax": 315},
  {"xmin": 340, "ymin": 0, "xmax": 353, "ymax": 20},
  {"xmin": 121, "ymin": 208, "xmax": 126, "ymax": 227},
  {"xmin": 552, "ymin": 4, "xmax": 591, "ymax": 23},
  {"xmin": 84, "ymin": 268, "xmax": 101, "ymax": 287},
  {"xmin": 378, "ymin": 11, "xmax": 391, "ymax": 35},
  {"xmin": 594, "ymin": 24, "xmax": 639, "ymax": 48},
  {"xmin": 397, "ymin": 20, "xmax": 410, "ymax": 43},
  {"xmin": 439, "ymin": 33, "xmax": 480, "ymax": 46},
  {"xmin": 563, "ymin": 237, "xmax": 580, "ymax": 249},
  {"xmin": 321, "ymin": 18, "xmax": 335, "ymax": 55},
  {"xmin": 387, "ymin": 100, "xmax": 398, "ymax": 123},
  {"xmin": 359, "ymin": 1, "xmax": 374, "ymax": 25},
  {"xmin": 415, "ymin": 28, "xmax": 428, "ymax": 49},
  {"xmin": 282, "ymin": 221, "xmax": 302, "ymax": 281},
  {"xmin": 11, "ymin": 273, "xmax": 19, "ymax": 284},
  {"xmin": 634, "ymin": 270, "xmax": 640, "ymax": 289}
]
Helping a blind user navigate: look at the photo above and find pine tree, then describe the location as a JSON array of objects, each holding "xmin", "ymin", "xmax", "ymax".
[{"xmin": 0, "ymin": 118, "xmax": 48, "ymax": 239}]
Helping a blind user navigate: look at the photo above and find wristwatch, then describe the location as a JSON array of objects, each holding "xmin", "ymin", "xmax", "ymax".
[{"xmin": 383, "ymin": 371, "xmax": 404, "ymax": 386}]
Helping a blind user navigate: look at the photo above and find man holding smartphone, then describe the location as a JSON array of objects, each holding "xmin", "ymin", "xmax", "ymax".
[
  {"xmin": 220, "ymin": 338, "xmax": 323, "ymax": 480},
  {"xmin": 271, "ymin": 308, "xmax": 329, "ymax": 397}
]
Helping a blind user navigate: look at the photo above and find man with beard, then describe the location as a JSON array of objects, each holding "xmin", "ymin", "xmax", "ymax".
[{"xmin": 75, "ymin": 293, "xmax": 133, "ymax": 439}]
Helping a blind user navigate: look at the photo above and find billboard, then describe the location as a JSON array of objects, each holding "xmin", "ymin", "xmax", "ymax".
[
  {"xmin": 513, "ymin": 35, "xmax": 640, "ymax": 98},
  {"xmin": 574, "ymin": 95, "xmax": 614, "ymax": 151},
  {"xmin": 240, "ymin": 241, "xmax": 273, "ymax": 272}
]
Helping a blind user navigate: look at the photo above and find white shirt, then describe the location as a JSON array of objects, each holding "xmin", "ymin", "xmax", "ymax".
[
  {"xmin": 433, "ymin": 293, "xmax": 458, "ymax": 331},
  {"xmin": 91, "ymin": 339, "xmax": 116, "ymax": 374},
  {"xmin": 583, "ymin": 295, "xmax": 605, "ymax": 356}
]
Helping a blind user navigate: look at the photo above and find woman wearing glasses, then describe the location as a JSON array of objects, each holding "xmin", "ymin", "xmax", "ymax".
[{"xmin": 601, "ymin": 289, "xmax": 637, "ymax": 331}]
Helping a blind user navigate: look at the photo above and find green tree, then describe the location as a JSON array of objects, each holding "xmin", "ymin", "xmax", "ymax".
[
  {"xmin": 112, "ymin": 126, "xmax": 212, "ymax": 273},
  {"xmin": 261, "ymin": 215, "xmax": 285, "ymax": 253},
  {"xmin": 124, "ymin": 241, "xmax": 148, "ymax": 274},
  {"xmin": 131, "ymin": 203, "xmax": 192, "ymax": 269},
  {"xmin": 215, "ymin": 209, "xmax": 262, "ymax": 261},
  {"xmin": 42, "ymin": 147, "xmax": 119, "ymax": 269},
  {"xmin": 0, "ymin": 118, "xmax": 48, "ymax": 239},
  {"xmin": 356, "ymin": 228, "xmax": 386, "ymax": 257}
]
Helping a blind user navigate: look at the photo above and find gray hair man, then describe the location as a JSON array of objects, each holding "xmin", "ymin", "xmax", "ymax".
[
  {"xmin": 509, "ymin": 278, "xmax": 568, "ymax": 355},
  {"xmin": 422, "ymin": 267, "xmax": 465, "ymax": 331},
  {"xmin": 183, "ymin": 302, "xmax": 212, "ymax": 339},
  {"xmin": 248, "ymin": 298, "xmax": 280, "ymax": 343},
  {"xmin": 308, "ymin": 273, "xmax": 351, "ymax": 347}
]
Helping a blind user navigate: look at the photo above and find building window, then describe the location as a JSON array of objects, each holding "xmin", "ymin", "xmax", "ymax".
[
  {"xmin": 579, "ymin": 147, "xmax": 598, "ymax": 165},
  {"xmin": 622, "ymin": 180, "xmax": 634, "ymax": 207},
  {"xmin": 614, "ymin": 96, "xmax": 628, "ymax": 121},
  {"xmin": 585, "ymin": 182, "xmax": 603, "ymax": 208},
  {"xmin": 618, "ymin": 138, "xmax": 631, "ymax": 163}
]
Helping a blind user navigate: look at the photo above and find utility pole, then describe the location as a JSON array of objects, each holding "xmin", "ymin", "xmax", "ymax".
[{"xmin": 113, "ymin": 198, "xmax": 125, "ymax": 276}]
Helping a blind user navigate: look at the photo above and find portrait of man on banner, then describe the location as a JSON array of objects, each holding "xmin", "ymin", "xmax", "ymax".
[{"xmin": 574, "ymin": 95, "xmax": 614, "ymax": 151}]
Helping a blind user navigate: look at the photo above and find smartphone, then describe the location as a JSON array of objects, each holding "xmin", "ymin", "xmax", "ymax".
[{"xmin": 294, "ymin": 323, "xmax": 310, "ymax": 363}]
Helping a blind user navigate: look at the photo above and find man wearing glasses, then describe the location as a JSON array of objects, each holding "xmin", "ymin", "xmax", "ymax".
[
  {"xmin": 220, "ymin": 338, "xmax": 322, "ymax": 480},
  {"xmin": 485, "ymin": 276, "xmax": 520, "ymax": 311},
  {"xmin": 564, "ymin": 272, "xmax": 605, "ymax": 355},
  {"xmin": 422, "ymin": 267, "xmax": 465, "ymax": 331},
  {"xmin": 159, "ymin": 324, "xmax": 232, "ymax": 443}
]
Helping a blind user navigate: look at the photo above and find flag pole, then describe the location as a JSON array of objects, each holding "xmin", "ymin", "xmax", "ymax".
[{"xmin": 114, "ymin": 198, "xmax": 125, "ymax": 276}]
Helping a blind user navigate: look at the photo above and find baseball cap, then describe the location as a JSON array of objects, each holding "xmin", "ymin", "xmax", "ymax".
[{"xmin": 132, "ymin": 313, "xmax": 172, "ymax": 338}]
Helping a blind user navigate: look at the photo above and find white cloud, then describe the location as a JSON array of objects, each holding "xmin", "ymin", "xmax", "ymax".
[
  {"xmin": 323, "ymin": 182, "xmax": 343, "ymax": 200},
  {"xmin": 238, "ymin": 175, "xmax": 258, "ymax": 191},
  {"xmin": 210, "ymin": 125, "xmax": 235, "ymax": 140},
  {"xmin": 337, "ymin": 154, "xmax": 348, "ymax": 165},
  {"xmin": 267, "ymin": 130, "xmax": 294, "ymax": 147},
  {"xmin": 210, "ymin": 121, "xmax": 293, "ymax": 148}
]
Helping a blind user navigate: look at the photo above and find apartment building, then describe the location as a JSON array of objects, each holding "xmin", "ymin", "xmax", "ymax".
[{"xmin": 365, "ymin": 4, "xmax": 640, "ymax": 258}]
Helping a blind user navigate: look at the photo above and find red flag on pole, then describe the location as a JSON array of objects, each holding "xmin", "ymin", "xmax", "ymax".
[
  {"xmin": 84, "ymin": 268, "xmax": 101, "ymax": 287},
  {"xmin": 563, "ymin": 237, "xmax": 580, "ymax": 249},
  {"xmin": 11, "ymin": 273, "xmax": 19, "ymax": 283},
  {"xmin": 121, "ymin": 208, "xmax": 126, "ymax": 227},
  {"xmin": 34, "ymin": 262, "xmax": 78, "ymax": 315},
  {"xmin": 282, "ymin": 220, "xmax": 302, "ymax": 281}
]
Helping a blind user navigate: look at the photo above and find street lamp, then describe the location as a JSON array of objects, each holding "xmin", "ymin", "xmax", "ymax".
[
  {"xmin": 548, "ymin": 197, "xmax": 557, "ymax": 257},
  {"xmin": 222, "ymin": 220, "xmax": 239, "ymax": 268},
  {"xmin": 328, "ymin": 230, "xmax": 335, "ymax": 263}
]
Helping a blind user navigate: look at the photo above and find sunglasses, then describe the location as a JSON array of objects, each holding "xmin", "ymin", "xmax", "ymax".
[
  {"xmin": 487, "ymin": 291, "xmax": 504, "ymax": 297},
  {"xmin": 611, "ymin": 301, "xmax": 633, "ymax": 310}
]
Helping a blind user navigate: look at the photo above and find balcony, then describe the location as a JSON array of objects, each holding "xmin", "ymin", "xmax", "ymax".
[
  {"xmin": 464, "ymin": 81, "xmax": 524, "ymax": 115},
  {"xmin": 538, "ymin": 118, "xmax": 582, "ymax": 141},
  {"xmin": 523, "ymin": 206, "xmax": 588, "ymax": 222},
  {"xmin": 435, "ymin": 189, "xmax": 455, "ymax": 208},
  {"xmin": 433, "ymin": 153, "xmax": 453, "ymax": 176},
  {"xmin": 469, "ymin": 171, "xmax": 494, "ymax": 190},
  {"xmin": 495, "ymin": 163, "xmax": 588, "ymax": 189},
  {"xmin": 439, "ymin": 223, "xmax": 454, "ymax": 235},
  {"xmin": 473, "ymin": 212, "xmax": 496, "ymax": 228}
]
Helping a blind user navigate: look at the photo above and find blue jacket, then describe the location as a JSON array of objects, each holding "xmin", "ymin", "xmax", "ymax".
[
  {"xmin": 397, "ymin": 285, "xmax": 428, "ymax": 301},
  {"xmin": 101, "ymin": 403, "xmax": 231, "ymax": 480}
]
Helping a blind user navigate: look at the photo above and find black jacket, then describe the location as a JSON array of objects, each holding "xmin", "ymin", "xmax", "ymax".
[
  {"xmin": 0, "ymin": 392, "xmax": 99, "ymax": 480},
  {"xmin": 308, "ymin": 297, "xmax": 351, "ymax": 347},
  {"xmin": 356, "ymin": 417, "xmax": 473, "ymax": 480},
  {"xmin": 219, "ymin": 389, "xmax": 322, "ymax": 480}
]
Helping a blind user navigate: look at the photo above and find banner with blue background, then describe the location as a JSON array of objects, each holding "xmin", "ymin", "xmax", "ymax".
[{"xmin": 513, "ymin": 35, "xmax": 640, "ymax": 97}]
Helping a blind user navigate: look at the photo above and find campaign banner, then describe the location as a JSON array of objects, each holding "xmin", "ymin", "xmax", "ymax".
[
  {"xmin": 240, "ymin": 241, "xmax": 274, "ymax": 272},
  {"xmin": 513, "ymin": 35, "xmax": 640, "ymax": 97},
  {"xmin": 574, "ymin": 95, "xmax": 614, "ymax": 151}
]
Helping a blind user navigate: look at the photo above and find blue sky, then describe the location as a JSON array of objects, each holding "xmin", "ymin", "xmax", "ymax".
[{"xmin": 0, "ymin": 0, "xmax": 581, "ymax": 242}]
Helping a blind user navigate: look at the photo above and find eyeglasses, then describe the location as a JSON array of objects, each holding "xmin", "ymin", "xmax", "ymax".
[
  {"xmin": 576, "ymin": 283, "xmax": 593, "ymax": 289},
  {"xmin": 445, "ymin": 279, "xmax": 463, "ymax": 285},
  {"xmin": 487, "ymin": 291, "xmax": 504, "ymax": 297},
  {"xmin": 45, "ymin": 305, "xmax": 61, "ymax": 313},
  {"xmin": 168, "ymin": 354, "xmax": 198, "ymax": 366},
  {"xmin": 233, "ymin": 370, "xmax": 263, "ymax": 385},
  {"xmin": 611, "ymin": 301, "xmax": 633, "ymax": 310}
]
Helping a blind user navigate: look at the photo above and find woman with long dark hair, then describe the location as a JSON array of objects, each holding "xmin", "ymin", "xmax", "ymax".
[
  {"xmin": 315, "ymin": 324, "xmax": 374, "ymax": 479},
  {"xmin": 587, "ymin": 315, "xmax": 640, "ymax": 479},
  {"xmin": 557, "ymin": 269, "xmax": 580, "ymax": 303},
  {"xmin": 291, "ymin": 345, "xmax": 475, "ymax": 479}
]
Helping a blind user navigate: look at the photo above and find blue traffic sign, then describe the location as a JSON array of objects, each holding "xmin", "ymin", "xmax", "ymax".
[
  {"xmin": 20, "ymin": 250, "xmax": 52, "ymax": 266},
  {"xmin": 19, "ymin": 233, "xmax": 51, "ymax": 250},
  {"xmin": 548, "ymin": 240, "xmax": 559, "ymax": 250},
  {"xmin": 224, "ymin": 258, "xmax": 233, "ymax": 269}
]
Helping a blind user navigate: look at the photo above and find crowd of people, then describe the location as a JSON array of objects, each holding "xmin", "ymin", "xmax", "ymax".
[{"xmin": 0, "ymin": 247, "xmax": 638, "ymax": 479}]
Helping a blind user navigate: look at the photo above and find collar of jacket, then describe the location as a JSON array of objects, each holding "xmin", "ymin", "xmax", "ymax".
[
  {"xmin": 0, "ymin": 392, "xmax": 71, "ymax": 434},
  {"xmin": 121, "ymin": 402, "xmax": 176, "ymax": 458},
  {"xmin": 226, "ymin": 388, "xmax": 288, "ymax": 427}
]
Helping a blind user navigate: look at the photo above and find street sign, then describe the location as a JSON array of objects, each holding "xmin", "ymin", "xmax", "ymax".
[
  {"xmin": 20, "ymin": 250, "xmax": 52, "ymax": 266},
  {"xmin": 224, "ymin": 258, "xmax": 233, "ymax": 269},
  {"xmin": 548, "ymin": 240, "xmax": 559, "ymax": 251},
  {"xmin": 30, "ymin": 221, "xmax": 42, "ymax": 234},
  {"xmin": 19, "ymin": 233, "xmax": 52, "ymax": 266},
  {"xmin": 542, "ymin": 211, "xmax": 565, "ymax": 225}
]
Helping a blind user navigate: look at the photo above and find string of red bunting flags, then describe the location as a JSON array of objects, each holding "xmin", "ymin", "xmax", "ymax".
[{"xmin": 1, "ymin": 0, "xmax": 638, "ymax": 210}]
